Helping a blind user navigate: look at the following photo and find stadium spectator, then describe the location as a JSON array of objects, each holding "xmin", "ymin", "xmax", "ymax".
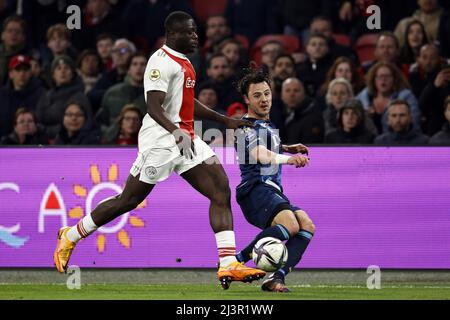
[
  {"xmin": 357, "ymin": 61, "xmax": 421, "ymax": 134},
  {"xmin": 322, "ymin": 77, "xmax": 377, "ymax": 136},
  {"xmin": 429, "ymin": 96, "xmax": 450, "ymax": 145},
  {"xmin": 29, "ymin": 53, "xmax": 50, "ymax": 88},
  {"xmin": 409, "ymin": 44, "xmax": 442, "ymax": 99},
  {"xmin": 419, "ymin": 66, "xmax": 450, "ymax": 136},
  {"xmin": 309, "ymin": 16, "xmax": 359, "ymax": 62},
  {"xmin": 40, "ymin": 23, "xmax": 78, "ymax": 81},
  {"xmin": 97, "ymin": 52, "xmax": 147, "ymax": 131},
  {"xmin": 76, "ymin": 49, "xmax": 102, "ymax": 93},
  {"xmin": 296, "ymin": 33, "xmax": 333, "ymax": 97},
  {"xmin": 374, "ymin": 99, "xmax": 429, "ymax": 145},
  {"xmin": 0, "ymin": 54, "xmax": 45, "ymax": 138},
  {"xmin": 225, "ymin": 0, "xmax": 279, "ymax": 44},
  {"xmin": 201, "ymin": 15, "xmax": 232, "ymax": 60},
  {"xmin": 36, "ymin": 55, "xmax": 92, "ymax": 138},
  {"xmin": 271, "ymin": 54, "xmax": 296, "ymax": 99},
  {"xmin": 194, "ymin": 83, "xmax": 226, "ymax": 145},
  {"xmin": 88, "ymin": 38, "xmax": 136, "ymax": 113},
  {"xmin": 199, "ymin": 53, "xmax": 242, "ymax": 111},
  {"xmin": 398, "ymin": 20, "xmax": 429, "ymax": 66},
  {"xmin": 394, "ymin": 0, "xmax": 444, "ymax": 47},
  {"xmin": 261, "ymin": 40, "xmax": 284, "ymax": 73},
  {"xmin": 102, "ymin": 104, "xmax": 143, "ymax": 145},
  {"xmin": 363, "ymin": 32, "xmax": 404, "ymax": 75},
  {"xmin": 217, "ymin": 38, "xmax": 248, "ymax": 78},
  {"xmin": 324, "ymin": 99, "xmax": 375, "ymax": 144},
  {"xmin": 0, "ymin": 16, "xmax": 28, "ymax": 85},
  {"xmin": 279, "ymin": 0, "xmax": 335, "ymax": 43},
  {"xmin": 71, "ymin": 0, "xmax": 128, "ymax": 51},
  {"xmin": 319, "ymin": 56, "xmax": 365, "ymax": 110},
  {"xmin": 54, "ymin": 100, "xmax": 100, "ymax": 145},
  {"xmin": 277, "ymin": 77, "xmax": 324, "ymax": 143},
  {"xmin": 0, "ymin": 108, "xmax": 48, "ymax": 145},
  {"xmin": 96, "ymin": 33, "xmax": 115, "ymax": 71}
]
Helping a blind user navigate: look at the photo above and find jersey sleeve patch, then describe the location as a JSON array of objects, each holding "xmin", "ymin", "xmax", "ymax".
[{"xmin": 149, "ymin": 69, "xmax": 161, "ymax": 81}]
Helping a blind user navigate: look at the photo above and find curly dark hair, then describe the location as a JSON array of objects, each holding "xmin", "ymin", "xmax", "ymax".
[{"xmin": 237, "ymin": 65, "xmax": 272, "ymax": 97}]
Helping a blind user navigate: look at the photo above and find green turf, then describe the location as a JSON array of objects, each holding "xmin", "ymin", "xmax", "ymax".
[{"xmin": 1, "ymin": 283, "xmax": 449, "ymax": 300}]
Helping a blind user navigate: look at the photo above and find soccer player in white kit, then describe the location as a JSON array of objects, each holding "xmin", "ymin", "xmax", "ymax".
[{"xmin": 54, "ymin": 11, "xmax": 265, "ymax": 289}]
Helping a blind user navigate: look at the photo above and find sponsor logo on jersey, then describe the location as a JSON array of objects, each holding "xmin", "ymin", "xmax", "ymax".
[
  {"xmin": 149, "ymin": 69, "xmax": 161, "ymax": 81},
  {"xmin": 185, "ymin": 77, "xmax": 195, "ymax": 88}
]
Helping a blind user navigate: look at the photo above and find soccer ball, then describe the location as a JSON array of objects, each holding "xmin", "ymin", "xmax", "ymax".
[{"xmin": 252, "ymin": 237, "xmax": 288, "ymax": 272}]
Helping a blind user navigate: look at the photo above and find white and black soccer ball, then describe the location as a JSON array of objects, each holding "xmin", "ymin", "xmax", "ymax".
[{"xmin": 252, "ymin": 237, "xmax": 288, "ymax": 272}]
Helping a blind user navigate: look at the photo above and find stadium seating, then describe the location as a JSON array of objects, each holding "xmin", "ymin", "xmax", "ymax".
[
  {"xmin": 354, "ymin": 33, "xmax": 380, "ymax": 63},
  {"xmin": 190, "ymin": 0, "xmax": 227, "ymax": 22},
  {"xmin": 250, "ymin": 34, "xmax": 301, "ymax": 65},
  {"xmin": 332, "ymin": 34, "xmax": 351, "ymax": 47}
]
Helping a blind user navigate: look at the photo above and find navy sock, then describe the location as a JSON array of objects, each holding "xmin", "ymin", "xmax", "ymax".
[
  {"xmin": 280, "ymin": 230, "xmax": 314, "ymax": 275},
  {"xmin": 236, "ymin": 225, "xmax": 291, "ymax": 263}
]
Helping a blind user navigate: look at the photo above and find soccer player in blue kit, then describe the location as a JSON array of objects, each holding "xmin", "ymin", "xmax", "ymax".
[{"xmin": 234, "ymin": 70, "xmax": 316, "ymax": 292}]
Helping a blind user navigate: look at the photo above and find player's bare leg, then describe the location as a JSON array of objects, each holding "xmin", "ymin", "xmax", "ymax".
[
  {"xmin": 181, "ymin": 156, "xmax": 266, "ymax": 289},
  {"xmin": 54, "ymin": 174, "xmax": 154, "ymax": 273}
]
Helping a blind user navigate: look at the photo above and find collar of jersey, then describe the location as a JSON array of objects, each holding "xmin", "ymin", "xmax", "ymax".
[
  {"xmin": 162, "ymin": 45, "xmax": 187, "ymax": 60},
  {"xmin": 244, "ymin": 116, "xmax": 270, "ymax": 124}
]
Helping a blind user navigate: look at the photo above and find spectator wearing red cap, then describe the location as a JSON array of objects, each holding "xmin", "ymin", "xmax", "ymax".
[
  {"xmin": 227, "ymin": 102, "xmax": 246, "ymax": 119},
  {"xmin": 0, "ymin": 54, "xmax": 45, "ymax": 138}
]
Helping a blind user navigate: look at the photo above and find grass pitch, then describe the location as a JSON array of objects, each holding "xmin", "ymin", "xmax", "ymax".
[{"xmin": 1, "ymin": 282, "xmax": 450, "ymax": 300}]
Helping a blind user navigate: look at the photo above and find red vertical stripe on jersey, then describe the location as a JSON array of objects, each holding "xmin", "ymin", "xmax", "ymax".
[{"xmin": 161, "ymin": 48, "xmax": 196, "ymax": 139}]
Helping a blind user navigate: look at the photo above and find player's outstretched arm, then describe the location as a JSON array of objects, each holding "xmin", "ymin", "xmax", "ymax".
[
  {"xmin": 147, "ymin": 91, "xmax": 195, "ymax": 159},
  {"xmin": 282, "ymin": 143, "xmax": 309, "ymax": 155},
  {"xmin": 251, "ymin": 145, "xmax": 309, "ymax": 168},
  {"xmin": 194, "ymin": 98, "xmax": 253, "ymax": 129}
]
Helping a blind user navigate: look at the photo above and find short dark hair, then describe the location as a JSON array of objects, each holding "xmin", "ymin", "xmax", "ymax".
[
  {"xmin": 274, "ymin": 54, "xmax": 295, "ymax": 67},
  {"xmin": 77, "ymin": 49, "xmax": 100, "ymax": 68},
  {"xmin": 126, "ymin": 52, "xmax": 147, "ymax": 70},
  {"xmin": 237, "ymin": 67, "xmax": 271, "ymax": 97},
  {"xmin": 207, "ymin": 53, "xmax": 228, "ymax": 69},
  {"xmin": 14, "ymin": 108, "xmax": 37, "ymax": 126},
  {"xmin": 388, "ymin": 99, "xmax": 411, "ymax": 112},
  {"xmin": 2, "ymin": 15, "xmax": 26, "ymax": 33},
  {"xmin": 96, "ymin": 33, "xmax": 115, "ymax": 44},
  {"xmin": 164, "ymin": 11, "xmax": 193, "ymax": 33}
]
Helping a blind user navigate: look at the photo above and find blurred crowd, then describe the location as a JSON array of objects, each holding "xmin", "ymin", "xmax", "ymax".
[{"xmin": 1, "ymin": 0, "xmax": 450, "ymax": 146}]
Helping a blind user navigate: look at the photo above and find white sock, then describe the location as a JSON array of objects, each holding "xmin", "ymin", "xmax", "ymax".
[
  {"xmin": 215, "ymin": 230, "xmax": 237, "ymax": 267},
  {"xmin": 66, "ymin": 214, "xmax": 98, "ymax": 243}
]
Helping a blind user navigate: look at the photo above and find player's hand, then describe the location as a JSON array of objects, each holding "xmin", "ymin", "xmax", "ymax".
[
  {"xmin": 173, "ymin": 129, "xmax": 196, "ymax": 159},
  {"xmin": 287, "ymin": 155, "xmax": 309, "ymax": 168},
  {"xmin": 282, "ymin": 143, "xmax": 309, "ymax": 155},
  {"xmin": 434, "ymin": 68, "xmax": 450, "ymax": 88},
  {"xmin": 225, "ymin": 117, "xmax": 254, "ymax": 129}
]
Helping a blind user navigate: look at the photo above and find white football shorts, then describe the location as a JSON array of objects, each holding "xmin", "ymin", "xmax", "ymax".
[{"xmin": 129, "ymin": 136, "xmax": 216, "ymax": 184}]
